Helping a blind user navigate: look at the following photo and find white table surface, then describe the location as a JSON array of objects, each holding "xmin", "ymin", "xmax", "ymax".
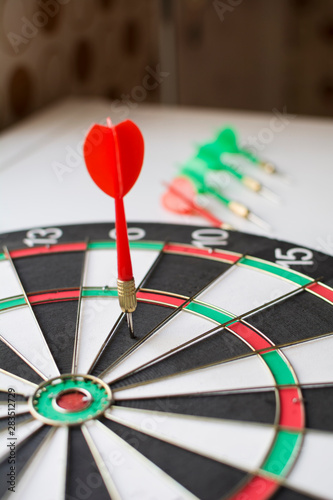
[{"xmin": 0, "ymin": 97, "xmax": 332, "ymax": 254}]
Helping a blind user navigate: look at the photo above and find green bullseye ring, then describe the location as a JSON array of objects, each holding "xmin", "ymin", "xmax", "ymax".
[{"xmin": 28, "ymin": 374, "xmax": 112, "ymax": 426}]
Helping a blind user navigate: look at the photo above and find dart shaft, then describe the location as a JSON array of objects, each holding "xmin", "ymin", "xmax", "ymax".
[
  {"xmin": 115, "ymin": 197, "xmax": 137, "ymax": 319},
  {"xmin": 206, "ymin": 186, "xmax": 229, "ymax": 206},
  {"xmin": 115, "ymin": 197, "xmax": 133, "ymax": 281}
]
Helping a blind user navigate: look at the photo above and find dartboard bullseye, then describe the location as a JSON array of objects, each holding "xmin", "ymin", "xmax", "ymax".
[
  {"xmin": 29, "ymin": 375, "xmax": 112, "ymax": 426},
  {"xmin": 0, "ymin": 222, "xmax": 333, "ymax": 500}
]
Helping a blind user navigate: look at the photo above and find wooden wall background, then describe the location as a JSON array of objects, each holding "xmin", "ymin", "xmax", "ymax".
[{"xmin": 0, "ymin": 0, "xmax": 332, "ymax": 131}]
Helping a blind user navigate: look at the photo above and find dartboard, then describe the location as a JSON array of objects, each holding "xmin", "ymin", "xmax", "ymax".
[{"xmin": 1, "ymin": 222, "xmax": 333, "ymax": 500}]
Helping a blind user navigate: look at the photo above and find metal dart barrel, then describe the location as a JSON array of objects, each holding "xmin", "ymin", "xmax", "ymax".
[{"xmin": 117, "ymin": 277, "xmax": 137, "ymax": 338}]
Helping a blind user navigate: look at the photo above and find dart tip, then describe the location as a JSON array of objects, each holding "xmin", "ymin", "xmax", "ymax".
[
  {"xmin": 260, "ymin": 161, "xmax": 292, "ymax": 184},
  {"xmin": 247, "ymin": 212, "xmax": 272, "ymax": 232},
  {"xmin": 127, "ymin": 312, "xmax": 135, "ymax": 339},
  {"xmin": 259, "ymin": 186, "xmax": 281, "ymax": 204},
  {"xmin": 117, "ymin": 278, "xmax": 137, "ymax": 338},
  {"xmin": 278, "ymin": 172, "xmax": 293, "ymax": 185},
  {"xmin": 221, "ymin": 223, "xmax": 234, "ymax": 230}
]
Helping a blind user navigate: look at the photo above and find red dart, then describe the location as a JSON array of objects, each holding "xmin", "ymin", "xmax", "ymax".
[
  {"xmin": 162, "ymin": 177, "xmax": 232, "ymax": 229},
  {"xmin": 84, "ymin": 117, "xmax": 144, "ymax": 337}
]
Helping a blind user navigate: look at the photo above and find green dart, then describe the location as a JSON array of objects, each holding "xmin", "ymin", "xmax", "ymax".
[
  {"xmin": 196, "ymin": 144, "xmax": 280, "ymax": 204},
  {"xmin": 212, "ymin": 127, "xmax": 278, "ymax": 175},
  {"xmin": 180, "ymin": 160, "xmax": 271, "ymax": 231}
]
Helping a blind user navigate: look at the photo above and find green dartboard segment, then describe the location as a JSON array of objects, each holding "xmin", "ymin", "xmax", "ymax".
[
  {"xmin": 185, "ymin": 301, "xmax": 235, "ymax": 324},
  {"xmin": 239, "ymin": 256, "xmax": 313, "ymax": 286},
  {"xmin": 82, "ymin": 287, "xmax": 118, "ymax": 298},
  {"xmin": 0, "ymin": 296, "xmax": 26, "ymax": 311},
  {"xmin": 261, "ymin": 430, "xmax": 302, "ymax": 476},
  {"xmin": 87, "ymin": 241, "xmax": 163, "ymax": 251}
]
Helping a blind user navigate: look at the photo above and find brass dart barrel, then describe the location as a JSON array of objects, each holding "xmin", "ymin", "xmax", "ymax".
[{"xmin": 117, "ymin": 277, "xmax": 137, "ymax": 337}]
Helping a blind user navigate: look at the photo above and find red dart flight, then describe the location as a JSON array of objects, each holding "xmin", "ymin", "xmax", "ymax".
[{"xmin": 83, "ymin": 118, "xmax": 144, "ymax": 337}]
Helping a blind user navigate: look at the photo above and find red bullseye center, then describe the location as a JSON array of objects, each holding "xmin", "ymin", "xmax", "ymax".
[{"xmin": 56, "ymin": 390, "xmax": 90, "ymax": 412}]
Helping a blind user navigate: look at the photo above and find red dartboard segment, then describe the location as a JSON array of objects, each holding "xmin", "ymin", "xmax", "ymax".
[
  {"xmin": 278, "ymin": 388, "xmax": 305, "ymax": 429},
  {"xmin": 227, "ymin": 322, "xmax": 305, "ymax": 429},
  {"xmin": 306, "ymin": 282, "xmax": 333, "ymax": 304},
  {"xmin": 10, "ymin": 243, "xmax": 87, "ymax": 259},
  {"xmin": 228, "ymin": 322, "xmax": 274, "ymax": 352},
  {"xmin": 164, "ymin": 243, "xmax": 241, "ymax": 263},
  {"xmin": 229, "ymin": 476, "xmax": 279, "ymax": 500},
  {"xmin": 136, "ymin": 290, "xmax": 187, "ymax": 308},
  {"xmin": 29, "ymin": 290, "xmax": 80, "ymax": 304},
  {"xmin": 56, "ymin": 390, "xmax": 90, "ymax": 411}
]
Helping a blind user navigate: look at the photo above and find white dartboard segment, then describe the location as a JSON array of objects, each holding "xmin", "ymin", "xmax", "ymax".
[
  {"xmin": 4, "ymin": 426, "xmax": 68, "ymax": 500},
  {"xmin": 0, "ymin": 370, "xmax": 37, "ymax": 397},
  {"xmin": 0, "ymin": 419, "xmax": 43, "ymax": 462},
  {"xmin": 106, "ymin": 406, "xmax": 276, "ymax": 472},
  {"xmin": 113, "ymin": 354, "xmax": 275, "ymax": 401},
  {"xmin": 82, "ymin": 420, "xmax": 198, "ymax": 500},
  {"xmin": 75, "ymin": 297, "xmax": 122, "ymax": 374},
  {"xmin": 197, "ymin": 265, "xmax": 298, "ymax": 316},
  {"xmin": 286, "ymin": 430, "xmax": 333, "ymax": 500},
  {"xmin": 83, "ymin": 247, "xmax": 161, "ymax": 288},
  {"xmin": 0, "ymin": 259, "xmax": 23, "ymax": 301},
  {"xmin": 101, "ymin": 310, "xmax": 218, "ymax": 384},
  {"xmin": 281, "ymin": 334, "xmax": 333, "ymax": 385},
  {"xmin": 0, "ymin": 307, "xmax": 60, "ymax": 380},
  {"xmin": 84, "ymin": 249, "xmax": 117, "ymax": 288}
]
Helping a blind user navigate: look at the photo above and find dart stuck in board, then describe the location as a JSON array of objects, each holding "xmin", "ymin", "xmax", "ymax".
[{"xmin": 83, "ymin": 118, "xmax": 144, "ymax": 337}]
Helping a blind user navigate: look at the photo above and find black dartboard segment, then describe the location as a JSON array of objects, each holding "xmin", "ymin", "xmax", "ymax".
[{"xmin": 0, "ymin": 222, "xmax": 333, "ymax": 500}]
